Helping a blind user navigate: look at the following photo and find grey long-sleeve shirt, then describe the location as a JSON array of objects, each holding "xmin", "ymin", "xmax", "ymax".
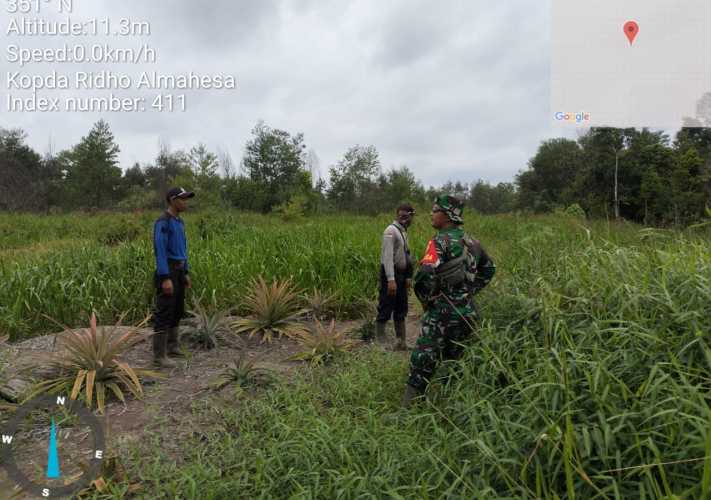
[{"xmin": 380, "ymin": 221, "xmax": 413, "ymax": 281}]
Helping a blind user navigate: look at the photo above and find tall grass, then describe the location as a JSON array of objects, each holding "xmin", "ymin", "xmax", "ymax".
[
  {"xmin": 54, "ymin": 210, "xmax": 711, "ymax": 498},
  {"xmin": 0, "ymin": 210, "xmax": 652, "ymax": 341},
  {"xmin": 0, "ymin": 212, "xmax": 381, "ymax": 339}
]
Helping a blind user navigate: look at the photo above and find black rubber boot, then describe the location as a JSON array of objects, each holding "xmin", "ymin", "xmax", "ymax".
[
  {"xmin": 401, "ymin": 384, "xmax": 424, "ymax": 408},
  {"xmin": 393, "ymin": 321, "xmax": 407, "ymax": 351},
  {"xmin": 167, "ymin": 327, "xmax": 184, "ymax": 357},
  {"xmin": 152, "ymin": 333, "xmax": 176, "ymax": 368},
  {"xmin": 375, "ymin": 321, "xmax": 388, "ymax": 345}
]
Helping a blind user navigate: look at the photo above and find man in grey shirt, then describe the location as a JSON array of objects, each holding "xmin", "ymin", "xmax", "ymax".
[{"xmin": 375, "ymin": 203, "xmax": 416, "ymax": 350}]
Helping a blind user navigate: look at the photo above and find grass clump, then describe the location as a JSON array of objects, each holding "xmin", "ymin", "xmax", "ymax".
[
  {"xmin": 185, "ymin": 299, "xmax": 234, "ymax": 350},
  {"xmin": 30, "ymin": 313, "xmax": 160, "ymax": 413},
  {"xmin": 232, "ymin": 276, "xmax": 308, "ymax": 343},
  {"xmin": 303, "ymin": 288, "xmax": 339, "ymax": 320},
  {"xmin": 0, "ymin": 335, "xmax": 17, "ymax": 413},
  {"xmin": 211, "ymin": 353, "xmax": 276, "ymax": 391},
  {"xmin": 97, "ymin": 217, "xmax": 144, "ymax": 246},
  {"xmin": 291, "ymin": 320, "xmax": 356, "ymax": 366}
]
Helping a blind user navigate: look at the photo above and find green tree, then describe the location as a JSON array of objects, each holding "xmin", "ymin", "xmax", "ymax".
[
  {"xmin": 670, "ymin": 148, "xmax": 706, "ymax": 224},
  {"xmin": 470, "ymin": 180, "xmax": 517, "ymax": 214},
  {"xmin": 0, "ymin": 128, "xmax": 47, "ymax": 211},
  {"xmin": 188, "ymin": 143, "xmax": 221, "ymax": 202},
  {"xmin": 613, "ymin": 130, "xmax": 671, "ymax": 221},
  {"xmin": 440, "ymin": 181, "xmax": 470, "ymax": 201},
  {"xmin": 123, "ymin": 163, "xmax": 146, "ymax": 188},
  {"xmin": 189, "ymin": 143, "xmax": 219, "ymax": 179},
  {"xmin": 143, "ymin": 145, "xmax": 192, "ymax": 206},
  {"xmin": 380, "ymin": 166, "xmax": 424, "ymax": 210},
  {"xmin": 327, "ymin": 145, "xmax": 381, "ymax": 212},
  {"xmin": 575, "ymin": 128, "xmax": 638, "ymax": 217},
  {"xmin": 63, "ymin": 120, "xmax": 122, "ymax": 209},
  {"xmin": 243, "ymin": 122, "xmax": 309, "ymax": 212},
  {"xmin": 675, "ymin": 109, "xmax": 711, "ymax": 162},
  {"xmin": 223, "ymin": 176, "xmax": 270, "ymax": 212},
  {"xmin": 517, "ymin": 138, "xmax": 581, "ymax": 212}
]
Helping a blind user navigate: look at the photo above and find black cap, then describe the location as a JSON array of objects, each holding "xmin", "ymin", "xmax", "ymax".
[{"xmin": 166, "ymin": 187, "xmax": 195, "ymax": 202}]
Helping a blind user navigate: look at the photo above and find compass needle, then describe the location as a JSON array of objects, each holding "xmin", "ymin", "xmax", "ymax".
[
  {"xmin": 46, "ymin": 418, "xmax": 60, "ymax": 479},
  {"xmin": 2, "ymin": 395, "xmax": 105, "ymax": 498}
]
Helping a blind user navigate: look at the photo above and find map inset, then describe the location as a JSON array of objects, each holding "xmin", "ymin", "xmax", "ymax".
[{"xmin": 552, "ymin": 0, "xmax": 711, "ymax": 127}]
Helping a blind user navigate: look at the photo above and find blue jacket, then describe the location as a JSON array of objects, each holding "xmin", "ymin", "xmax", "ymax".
[{"xmin": 153, "ymin": 211, "xmax": 189, "ymax": 279}]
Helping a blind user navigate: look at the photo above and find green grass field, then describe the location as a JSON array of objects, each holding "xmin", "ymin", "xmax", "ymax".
[{"xmin": 2, "ymin": 210, "xmax": 711, "ymax": 497}]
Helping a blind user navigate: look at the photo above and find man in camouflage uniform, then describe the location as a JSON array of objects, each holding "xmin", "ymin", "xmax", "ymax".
[{"xmin": 402, "ymin": 194, "xmax": 496, "ymax": 407}]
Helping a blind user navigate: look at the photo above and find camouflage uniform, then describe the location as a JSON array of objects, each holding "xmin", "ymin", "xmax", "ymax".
[{"xmin": 406, "ymin": 195, "xmax": 496, "ymax": 393}]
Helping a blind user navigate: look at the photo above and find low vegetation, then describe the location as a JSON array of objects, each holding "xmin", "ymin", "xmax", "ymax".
[
  {"xmin": 185, "ymin": 299, "xmax": 234, "ymax": 350},
  {"xmin": 231, "ymin": 276, "xmax": 309, "ymax": 344},
  {"xmin": 211, "ymin": 353, "xmax": 276, "ymax": 392},
  {"xmin": 2, "ymin": 210, "xmax": 711, "ymax": 496},
  {"xmin": 104, "ymin": 214, "xmax": 710, "ymax": 497},
  {"xmin": 303, "ymin": 288, "xmax": 339, "ymax": 321},
  {"xmin": 29, "ymin": 314, "xmax": 160, "ymax": 413},
  {"xmin": 291, "ymin": 320, "xmax": 356, "ymax": 366},
  {"xmin": 0, "ymin": 335, "xmax": 16, "ymax": 413}
]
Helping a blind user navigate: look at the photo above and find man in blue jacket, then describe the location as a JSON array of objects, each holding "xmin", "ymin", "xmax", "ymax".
[{"xmin": 152, "ymin": 187, "xmax": 195, "ymax": 368}]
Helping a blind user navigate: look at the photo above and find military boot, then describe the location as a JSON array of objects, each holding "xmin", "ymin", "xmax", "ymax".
[
  {"xmin": 166, "ymin": 327, "xmax": 184, "ymax": 357},
  {"xmin": 393, "ymin": 321, "xmax": 407, "ymax": 351},
  {"xmin": 401, "ymin": 384, "xmax": 424, "ymax": 408},
  {"xmin": 152, "ymin": 333, "xmax": 176, "ymax": 368},
  {"xmin": 375, "ymin": 321, "xmax": 388, "ymax": 345}
]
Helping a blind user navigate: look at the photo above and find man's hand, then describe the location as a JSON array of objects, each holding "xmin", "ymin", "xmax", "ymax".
[
  {"xmin": 387, "ymin": 280, "xmax": 397, "ymax": 297},
  {"xmin": 405, "ymin": 279, "xmax": 412, "ymax": 290},
  {"xmin": 161, "ymin": 279, "xmax": 174, "ymax": 296},
  {"xmin": 185, "ymin": 275, "xmax": 192, "ymax": 289}
]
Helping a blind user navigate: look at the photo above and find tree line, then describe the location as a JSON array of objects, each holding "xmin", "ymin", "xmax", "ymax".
[
  {"xmin": 1, "ymin": 118, "xmax": 709, "ymax": 224},
  {"xmin": 519, "ymin": 127, "xmax": 711, "ymax": 225}
]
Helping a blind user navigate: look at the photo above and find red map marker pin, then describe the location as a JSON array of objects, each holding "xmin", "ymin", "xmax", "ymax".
[{"xmin": 624, "ymin": 21, "xmax": 639, "ymax": 45}]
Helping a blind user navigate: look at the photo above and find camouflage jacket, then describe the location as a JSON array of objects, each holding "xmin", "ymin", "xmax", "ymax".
[{"xmin": 413, "ymin": 227, "xmax": 496, "ymax": 318}]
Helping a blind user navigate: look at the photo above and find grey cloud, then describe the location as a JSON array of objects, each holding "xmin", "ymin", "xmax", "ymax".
[
  {"xmin": 130, "ymin": 1, "xmax": 280, "ymax": 49},
  {"xmin": 3, "ymin": 0, "xmax": 557, "ymax": 188}
]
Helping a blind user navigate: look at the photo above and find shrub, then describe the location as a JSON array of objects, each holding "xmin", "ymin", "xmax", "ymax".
[
  {"xmin": 353, "ymin": 299, "xmax": 378, "ymax": 341},
  {"xmin": 277, "ymin": 194, "xmax": 308, "ymax": 222},
  {"xmin": 565, "ymin": 203, "xmax": 586, "ymax": 219},
  {"xmin": 232, "ymin": 277, "xmax": 308, "ymax": 344},
  {"xmin": 186, "ymin": 299, "xmax": 235, "ymax": 350},
  {"xmin": 303, "ymin": 288, "xmax": 338, "ymax": 320},
  {"xmin": 29, "ymin": 313, "xmax": 160, "ymax": 413},
  {"xmin": 0, "ymin": 335, "xmax": 16, "ymax": 413},
  {"xmin": 117, "ymin": 187, "xmax": 159, "ymax": 211},
  {"xmin": 291, "ymin": 320, "xmax": 356, "ymax": 366},
  {"xmin": 211, "ymin": 353, "xmax": 275, "ymax": 391},
  {"xmin": 97, "ymin": 217, "xmax": 143, "ymax": 246}
]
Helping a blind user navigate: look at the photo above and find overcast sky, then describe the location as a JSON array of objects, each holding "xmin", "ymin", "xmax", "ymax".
[{"xmin": 2, "ymin": 0, "xmax": 570, "ymax": 186}]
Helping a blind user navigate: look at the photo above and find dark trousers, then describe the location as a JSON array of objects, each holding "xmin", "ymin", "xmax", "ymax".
[
  {"xmin": 407, "ymin": 312, "xmax": 473, "ymax": 391},
  {"xmin": 153, "ymin": 268, "xmax": 186, "ymax": 333},
  {"xmin": 376, "ymin": 265, "xmax": 409, "ymax": 323}
]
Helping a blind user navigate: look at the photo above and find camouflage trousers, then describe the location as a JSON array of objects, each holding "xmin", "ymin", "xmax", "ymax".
[{"xmin": 407, "ymin": 309, "xmax": 474, "ymax": 391}]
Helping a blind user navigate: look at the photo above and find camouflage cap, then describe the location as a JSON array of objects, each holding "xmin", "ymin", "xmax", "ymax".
[{"xmin": 432, "ymin": 194, "xmax": 464, "ymax": 224}]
